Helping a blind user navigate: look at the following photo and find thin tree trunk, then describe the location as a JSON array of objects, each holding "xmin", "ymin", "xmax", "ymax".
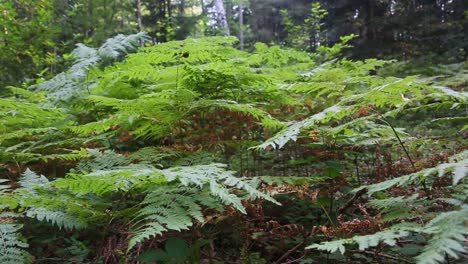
[
  {"xmin": 136, "ymin": 0, "xmax": 143, "ymax": 32},
  {"xmin": 213, "ymin": 0, "xmax": 230, "ymax": 36},
  {"xmin": 249, "ymin": 0, "xmax": 258, "ymax": 42},
  {"xmin": 178, "ymin": 0, "xmax": 185, "ymax": 15},
  {"xmin": 136, "ymin": 0, "xmax": 144, "ymax": 46},
  {"xmin": 200, "ymin": 0, "xmax": 206, "ymax": 15},
  {"xmin": 239, "ymin": 3, "xmax": 244, "ymax": 50},
  {"xmin": 167, "ymin": 0, "xmax": 172, "ymax": 18}
]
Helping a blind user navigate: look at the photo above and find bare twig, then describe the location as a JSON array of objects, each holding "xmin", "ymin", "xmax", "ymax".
[
  {"xmin": 337, "ymin": 188, "xmax": 367, "ymax": 214},
  {"xmin": 349, "ymin": 250, "xmax": 411, "ymax": 263},
  {"xmin": 275, "ymin": 241, "xmax": 305, "ymax": 264}
]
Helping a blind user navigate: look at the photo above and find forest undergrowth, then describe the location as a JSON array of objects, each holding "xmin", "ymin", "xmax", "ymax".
[{"xmin": 0, "ymin": 34, "xmax": 466, "ymax": 264}]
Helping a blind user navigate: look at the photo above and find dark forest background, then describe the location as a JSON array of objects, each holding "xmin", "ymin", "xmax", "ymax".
[{"xmin": 1, "ymin": 0, "xmax": 466, "ymax": 88}]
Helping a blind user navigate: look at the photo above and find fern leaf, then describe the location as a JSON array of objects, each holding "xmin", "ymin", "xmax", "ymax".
[
  {"xmin": 416, "ymin": 208, "xmax": 468, "ymax": 264},
  {"xmin": 32, "ymin": 33, "xmax": 148, "ymax": 105},
  {"xmin": 18, "ymin": 169, "xmax": 49, "ymax": 191},
  {"xmin": 25, "ymin": 207, "xmax": 88, "ymax": 230},
  {"xmin": 0, "ymin": 222, "xmax": 32, "ymax": 264},
  {"xmin": 307, "ymin": 239, "xmax": 351, "ymax": 254},
  {"xmin": 361, "ymin": 151, "xmax": 468, "ymax": 195},
  {"xmin": 307, "ymin": 225, "xmax": 420, "ymax": 254}
]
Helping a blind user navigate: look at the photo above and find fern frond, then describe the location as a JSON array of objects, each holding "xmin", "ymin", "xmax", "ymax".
[
  {"xmin": 126, "ymin": 163, "xmax": 277, "ymax": 250},
  {"xmin": 416, "ymin": 208, "xmax": 468, "ymax": 264},
  {"xmin": 25, "ymin": 207, "xmax": 88, "ymax": 230},
  {"xmin": 256, "ymin": 104, "xmax": 346, "ymax": 149},
  {"xmin": 32, "ymin": 33, "xmax": 148, "ymax": 105},
  {"xmin": 192, "ymin": 99, "xmax": 285, "ymax": 130},
  {"xmin": 369, "ymin": 194, "xmax": 423, "ymax": 221},
  {"xmin": 306, "ymin": 224, "xmax": 420, "ymax": 254},
  {"xmin": 18, "ymin": 169, "xmax": 49, "ymax": 191},
  {"xmin": 0, "ymin": 223, "xmax": 32, "ymax": 264},
  {"xmin": 98, "ymin": 32, "xmax": 150, "ymax": 60},
  {"xmin": 361, "ymin": 150, "xmax": 467, "ymax": 195},
  {"xmin": 258, "ymin": 73, "xmax": 466, "ymax": 149}
]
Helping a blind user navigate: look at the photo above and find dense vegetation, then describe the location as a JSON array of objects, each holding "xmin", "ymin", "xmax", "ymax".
[
  {"xmin": 1, "ymin": 0, "xmax": 466, "ymax": 88},
  {"xmin": 1, "ymin": 33, "xmax": 466, "ymax": 263},
  {"xmin": 1, "ymin": 1, "xmax": 467, "ymax": 264}
]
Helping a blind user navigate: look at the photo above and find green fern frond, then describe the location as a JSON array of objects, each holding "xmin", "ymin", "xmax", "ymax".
[
  {"xmin": 256, "ymin": 104, "xmax": 346, "ymax": 149},
  {"xmin": 0, "ymin": 222, "xmax": 32, "ymax": 264},
  {"xmin": 192, "ymin": 99, "xmax": 285, "ymax": 130},
  {"xmin": 127, "ymin": 163, "xmax": 277, "ymax": 250},
  {"xmin": 361, "ymin": 150, "xmax": 467, "ymax": 195},
  {"xmin": 369, "ymin": 194, "xmax": 424, "ymax": 221},
  {"xmin": 258, "ymin": 72, "xmax": 466, "ymax": 150},
  {"xmin": 54, "ymin": 165, "xmax": 167, "ymax": 196},
  {"xmin": 32, "ymin": 33, "xmax": 148, "ymax": 105},
  {"xmin": 72, "ymin": 149, "xmax": 129, "ymax": 173},
  {"xmin": 127, "ymin": 147, "xmax": 178, "ymax": 165},
  {"xmin": 19, "ymin": 169, "xmax": 49, "ymax": 191},
  {"xmin": 416, "ymin": 208, "xmax": 468, "ymax": 264},
  {"xmin": 306, "ymin": 224, "xmax": 420, "ymax": 254},
  {"xmin": 25, "ymin": 207, "xmax": 88, "ymax": 230}
]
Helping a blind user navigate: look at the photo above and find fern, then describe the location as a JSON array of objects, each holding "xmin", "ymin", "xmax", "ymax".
[
  {"xmin": 416, "ymin": 208, "xmax": 468, "ymax": 264},
  {"xmin": 307, "ymin": 208, "xmax": 468, "ymax": 264},
  {"xmin": 128, "ymin": 163, "xmax": 279, "ymax": 250},
  {"xmin": 0, "ymin": 170, "xmax": 99, "ymax": 231},
  {"xmin": 2, "ymin": 35, "xmax": 466, "ymax": 263},
  {"xmin": 307, "ymin": 224, "xmax": 420, "ymax": 254},
  {"xmin": 360, "ymin": 150, "xmax": 468, "ymax": 196},
  {"xmin": 1, "ymin": 157, "xmax": 277, "ymax": 252},
  {"xmin": 369, "ymin": 194, "xmax": 423, "ymax": 221},
  {"xmin": 18, "ymin": 168, "xmax": 49, "ymax": 190},
  {"xmin": 0, "ymin": 221, "xmax": 32, "ymax": 264},
  {"xmin": 32, "ymin": 32, "xmax": 149, "ymax": 105},
  {"xmin": 257, "ymin": 67, "xmax": 466, "ymax": 149},
  {"xmin": 308, "ymin": 150, "xmax": 468, "ymax": 262},
  {"xmin": 128, "ymin": 186, "xmax": 205, "ymax": 250}
]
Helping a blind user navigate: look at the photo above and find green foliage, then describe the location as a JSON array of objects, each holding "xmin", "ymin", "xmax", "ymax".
[
  {"xmin": 0, "ymin": 220, "xmax": 32, "ymax": 264},
  {"xmin": 1, "ymin": 155, "xmax": 277, "ymax": 254},
  {"xmin": 33, "ymin": 32, "xmax": 149, "ymax": 105},
  {"xmin": 281, "ymin": 3, "xmax": 328, "ymax": 52},
  {"xmin": 416, "ymin": 208, "xmax": 468, "ymax": 264},
  {"xmin": 257, "ymin": 64, "xmax": 466, "ymax": 149},
  {"xmin": 307, "ymin": 224, "xmax": 420, "ymax": 254},
  {"xmin": 0, "ymin": 0, "xmax": 57, "ymax": 87},
  {"xmin": 307, "ymin": 151, "xmax": 468, "ymax": 263},
  {"xmin": 1, "ymin": 34, "xmax": 466, "ymax": 263},
  {"xmin": 137, "ymin": 238, "xmax": 209, "ymax": 264},
  {"xmin": 71, "ymin": 37, "xmax": 291, "ymax": 141},
  {"xmin": 361, "ymin": 151, "xmax": 468, "ymax": 195}
]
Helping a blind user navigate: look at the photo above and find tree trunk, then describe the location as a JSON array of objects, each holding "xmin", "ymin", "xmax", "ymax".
[
  {"xmin": 178, "ymin": 0, "xmax": 185, "ymax": 15},
  {"xmin": 200, "ymin": 0, "xmax": 206, "ymax": 15},
  {"xmin": 249, "ymin": 0, "xmax": 258, "ymax": 42},
  {"xmin": 213, "ymin": 0, "xmax": 230, "ymax": 36},
  {"xmin": 136, "ymin": 0, "xmax": 143, "ymax": 46},
  {"xmin": 136, "ymin": 0, "xmax": 143, "ymax": 31},
  {"xmin": 239, "ymin": 3, "xmax": 244, "ymax": 50}
]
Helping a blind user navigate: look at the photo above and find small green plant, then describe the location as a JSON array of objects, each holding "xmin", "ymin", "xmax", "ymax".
[
  {"xmin": 137, "ymin": 238, "xmax": 209, "ymax": 264},
  {"xmin": 281, "ymin": 3, "xmax": 328, "ymax": 52}
]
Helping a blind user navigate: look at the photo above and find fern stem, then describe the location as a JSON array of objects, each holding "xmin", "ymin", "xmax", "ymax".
[
  {"xmin": 320, "ymin": 205, "xmax": 334, "ymax": 226},
  {"xmin": 176, "ymin": 63, "xmax": 179, "ymax": 89},
  {"xmin": 377, "ymin": 116, "xmax": 432, "ymax": 197},
  {"xmin": 354, "ymin": 155, "xmax": 361, "ymax": 186}
]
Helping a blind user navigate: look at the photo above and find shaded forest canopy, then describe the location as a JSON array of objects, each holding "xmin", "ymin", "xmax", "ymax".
[{"xmin": 0, "ymin": 1, "xmax": 467, "ymax": 264}]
